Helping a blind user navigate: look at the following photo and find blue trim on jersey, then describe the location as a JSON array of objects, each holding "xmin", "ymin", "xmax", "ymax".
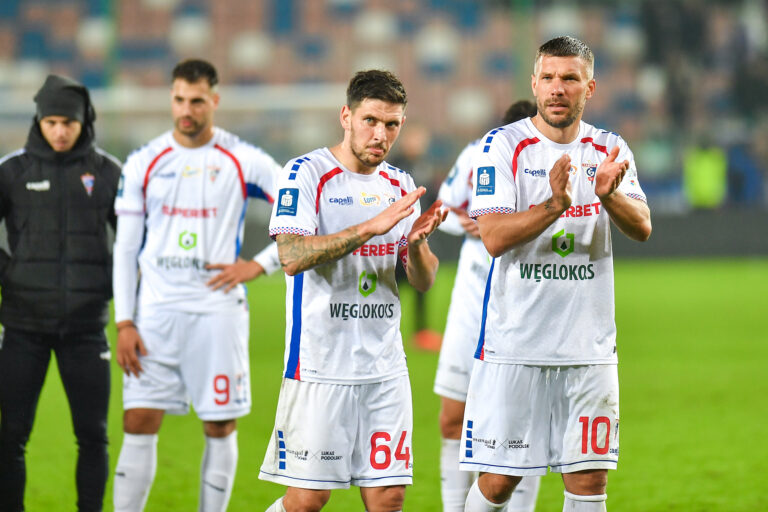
[
  {"xmin": 482, "ymin": 127, "xmax": 505, "ymax": 153},
  {"xmin": 474, "ymin": 258, "xmax": 496, "ymax": 359},
  {"xmin": 386, "ymin": 163, "xmax": 406, "ymax": 175},
  {"xmin": 246, "ymin": 183, "xmax": 269, "ymax": 201},
  {"xmin": 234, "ymin": 197, "xmax": 248, "ymax": 256},
  {"xmin": 288, "ymin": 156, "xmax": 312, "ymax": 181},
  {"xmin": 284, "ymin": 273, "xmax": 304, "ymax": 379}
]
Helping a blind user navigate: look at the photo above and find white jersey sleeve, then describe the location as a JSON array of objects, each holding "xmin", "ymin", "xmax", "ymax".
[
  {"xmin": 241, "ymin": 144, "xmax": 281, "ymax": 202},
  {"xmin": 112, "ymin": 213, "xmax": 144, "ymax": 323},
  {"xmin": 438, "ymin": 140, "xmax": 479, "ymax": 236},
  {"xmin": 112, "ymin": 146, "xmax": 153, "ymax": 322},
  {"xmin": 614, "ymin": 135, "xmax": 647, "ymax": 203},
  {"xmin": 269, "ymin": 154, "xmax": 320, "ymax": 238},
  {"xmin": 114, "ymin": 146, "xmax": 153, "ymax": 216},
  {"xmin": 253, "ymin": 242, "xmax": 281, "ymax": 275},
  {"xmin": 468, "ymin": 127, "xmax": 519, "ymax": 218}
]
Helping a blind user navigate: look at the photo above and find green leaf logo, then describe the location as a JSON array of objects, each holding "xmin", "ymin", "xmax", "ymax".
[
  {"xmin": 358, "ymin": 271, "xmax": 377, "ymax": 297},
  {"xmin": 552, "ymin": 229, "xmax": 574, "ymax": 257},
  {"xmin": 179, "ymin": 230, "xmax": 197, "ymax": 250}
]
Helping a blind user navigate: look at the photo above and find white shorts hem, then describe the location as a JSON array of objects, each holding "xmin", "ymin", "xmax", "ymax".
[
  {"xmin": 459, "ymin": 461, "xmax": 547, "ymax": 477},
  {"xmin": 433, "ymin": 384, "xmax": 467, "ymax": 402},
  {"xmin": 123, "ymin": 400, "xmax": 188, "ymax": 416},
  {"xmin": 353, "ymin": 475, "xmax": 413, "ymax": 487},
  {"xmin": 549, "ymin": 459, "xmax": 617, "ymax": 473},
  {"xmin": 258, "ymin": 470, "xmax": 351, "ymax": 490},
  {"xmin": 196, "ymin": 407, "xmax": 251, "ymax": 421}
]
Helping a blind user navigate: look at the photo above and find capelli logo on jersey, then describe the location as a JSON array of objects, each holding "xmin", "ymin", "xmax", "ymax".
[
  {"xmin": 329, "ymin": 196, "xmax": 353, "ymax": 206},
  {"xmin": 523, "ymin": 168, "xmax": 547, "ymax": 178},
  {"xmin": 360, "ymin": 192, "xmax": 381, "ymax": 206}
]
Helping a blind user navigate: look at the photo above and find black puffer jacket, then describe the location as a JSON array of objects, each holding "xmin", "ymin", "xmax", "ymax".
[{"xmin": 0, "ymin": 101, "xmax": 121, "ymax": 334}]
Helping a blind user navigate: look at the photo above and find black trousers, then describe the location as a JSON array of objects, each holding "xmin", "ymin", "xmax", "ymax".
[{"xmin": 0, "ymin": 328, "xmax": 110, "ymax": 512}]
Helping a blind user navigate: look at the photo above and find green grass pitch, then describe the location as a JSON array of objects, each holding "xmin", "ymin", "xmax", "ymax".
[{"xmin": 19, "ymin": 258, "xmax": 768, "ymax": 511}]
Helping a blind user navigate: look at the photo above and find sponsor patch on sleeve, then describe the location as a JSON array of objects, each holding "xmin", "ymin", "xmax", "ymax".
[
  {"xmin": 476, "ymin": 166, "xmax": 495, "ymax": 195},
  {"xmin": 276, "ymin": 188, "xmax": 299, "ymax": 216}
]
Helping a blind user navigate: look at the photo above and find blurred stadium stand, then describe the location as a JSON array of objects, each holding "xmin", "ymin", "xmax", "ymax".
[{"xmin": 1, "ymin": 0, "xmax": 767, "ymax": 254}]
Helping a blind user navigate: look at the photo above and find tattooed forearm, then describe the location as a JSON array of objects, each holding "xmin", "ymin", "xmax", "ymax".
[
  {"xmin": 543, "ymin": 198, "xmax": 554, "ymax": 211},
  {"xmin": 277, "ymin": 229, "xmax": 366, "ymax": 275}
]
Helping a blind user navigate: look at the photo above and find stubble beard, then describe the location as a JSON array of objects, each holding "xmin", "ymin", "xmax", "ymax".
[
  {"xmin": 175, "ymin": 116, "xmax": 204, "ymax": 138},
  {"xmin": 538, "ymin": 98, "xmax": 584, "ymax": 129},
  {"xmin": 350, "ymin": 130, "xmax": 388, "ymax": 169}
]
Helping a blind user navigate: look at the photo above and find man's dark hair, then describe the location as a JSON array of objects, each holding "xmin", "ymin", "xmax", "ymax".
[
  {"xmin": 501, "ymin": 100, "xmax": 536, "ymax": 125},
  {"xmin": 172, "ymin": 59, "xmax": 219, "ymax": 87},
  {"xmin": 346, "ymin": 70, "xmax": 407, "ymax": 110},
  {"xmin": 535, "ymin": 36, "xmax": 594, "ymax": 78}
]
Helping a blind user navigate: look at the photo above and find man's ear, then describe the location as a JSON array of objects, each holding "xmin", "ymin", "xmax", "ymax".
[
  {"xmin": 585, "ymin": 78, "xmax": 596, "ymax": 100},
  {"xmin": 340, "ymin": 105, "xmax": 351, "ymax": 130}
]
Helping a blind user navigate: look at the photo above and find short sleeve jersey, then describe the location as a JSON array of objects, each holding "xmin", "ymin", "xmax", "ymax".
[
  {"xmin": 469, "ymin": 118, "xmax": 647, "ymax": 365},
  {"xmin": 268, "ymin": 147, "xmax": 419, "ymax": 384},
  {"xmin": 115, "ymin": 127, "xmax": 280, "ymax": 313},
  {"xmin": 439, "ymin": 139, "xmax": 491, "ymax": 287}
]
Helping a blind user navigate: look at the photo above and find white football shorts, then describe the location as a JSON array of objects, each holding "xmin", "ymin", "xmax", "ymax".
[
  {"xmin": 460, "ymin": 361, "xmax": 619, "ymax": 476},
  {"xmin": 433, "ymin": 263, "xmax": 486, "ymax": 402},
  {"xmin": 259, "ymin": 375, "xmax": 413, "ymax": 490},
  {"xmin": 122, "ymin": 306, "xmax": 251, "ymax": 421}
]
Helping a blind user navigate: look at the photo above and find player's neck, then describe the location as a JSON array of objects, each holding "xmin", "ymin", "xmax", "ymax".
[
  {"xmin": 172, "ymin": 127, "xmax": 215, "ymax": 149},
  {"xmin": 328, "ymin": 143, "xmax": 376, "ymax": 175},
  {"xmin": 531, "ymin": 115, "xmax": 580, "ymax": 145}
]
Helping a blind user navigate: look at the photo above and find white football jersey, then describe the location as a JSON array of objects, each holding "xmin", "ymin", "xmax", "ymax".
[
  {"xmin": 469, "ymin": 118, "xmax": 647, "ymax": 365},
  {"xmin": 438, "ymin": 138, "xmax": 491, "ymax": 307},
  {"xmin": 268, "ymin": 147, "xmax": 419, "ymax": 384},
  {"xmin": 115, "ymin": 128, "xmax": 280, "ymax": 315}
]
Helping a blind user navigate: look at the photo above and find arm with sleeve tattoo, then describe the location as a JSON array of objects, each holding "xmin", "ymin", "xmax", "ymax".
[{"xmin": 277, "ymin": 187, "xmax": 426, "ymax": 276}]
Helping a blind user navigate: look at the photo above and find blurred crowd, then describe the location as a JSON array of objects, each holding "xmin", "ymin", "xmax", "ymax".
[{"xmin": 1, "ymin": 0, "xmax": 767, "ymax": 213}]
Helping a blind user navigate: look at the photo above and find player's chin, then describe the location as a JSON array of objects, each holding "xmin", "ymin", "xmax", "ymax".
[{"xmin": 365, "ymin": 154, "xmax": 387, "ymax": 166}]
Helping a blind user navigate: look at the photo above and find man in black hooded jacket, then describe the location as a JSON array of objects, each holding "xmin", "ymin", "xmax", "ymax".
[{"xmin": 0, "ymin": 74, "xmax": 121, "ymax": 512}]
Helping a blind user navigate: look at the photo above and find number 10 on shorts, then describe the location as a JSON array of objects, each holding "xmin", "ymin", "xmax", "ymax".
[
  {"xmin": 579, "ymin": 416, "xmax": 611, "ymax": 455},
  {"xmin": 370, "ymin": 431, "xmax": 411, "ymax": 469}
]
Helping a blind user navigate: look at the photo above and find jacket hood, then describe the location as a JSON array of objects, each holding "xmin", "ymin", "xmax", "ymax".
[{"xmin": 25, "ymin": 75, "xmax": 96, "ymax": 162}]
